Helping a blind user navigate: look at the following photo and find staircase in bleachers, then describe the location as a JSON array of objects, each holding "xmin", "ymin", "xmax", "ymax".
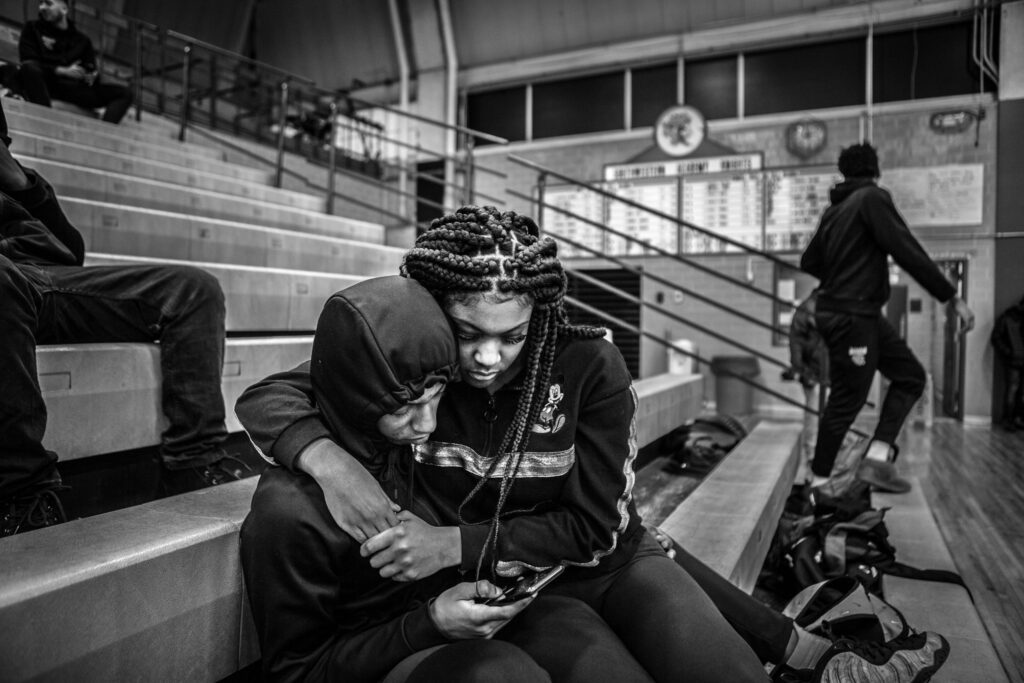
[{"xmin": 4, "ymin": 95, "xmax": 402, "ymax": 473}]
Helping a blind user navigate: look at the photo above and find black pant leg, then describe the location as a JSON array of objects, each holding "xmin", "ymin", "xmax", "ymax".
[
  {"xmin": 811, "ymin": 311, "xmax": 879, "ymax": 477},
  {"xmin": 0, "ymin": 257, "xmax": 59, "ymax": 498},
  {"xmin": 670, "ymin": 546, "xmax": 793, "ymax": 664},
  {"xmin": 37, "ymin": 263, "xmax": 227, "ymax": 466},
  {"xmin": 92, "ymin": 81, "xmax": 133, "ymax": 123},
  {"xmin": 872, "ymin": 316, "xmax": 926, "ymax": 445},
  {"xmin": 40, "ymin": 75, "xmax": 133, "ymax": 123},
  {"xmin": 1004, "ymin": 367, "xmax": 1023, "ymax": 421},
  {"xmin": 497, "ymin": 595, "xmax": 653, "ymax": 682},
  {"xmin": 15, "ymin": 61, "xmax": 53, "ymax": 107}
]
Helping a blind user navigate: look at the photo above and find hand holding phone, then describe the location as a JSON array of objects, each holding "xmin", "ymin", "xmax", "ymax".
[{"xmin": 475, "ymin": 565, "xmax": 565, "ymax": 606}]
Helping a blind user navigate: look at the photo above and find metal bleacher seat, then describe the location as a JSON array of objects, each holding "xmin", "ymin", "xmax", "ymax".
[
  {"xmin": 39, "ymin": 337, "xmax": 314, "ymax": 460},
  {"xmin": 18, "ymin": 154, "xmax": 380, "ymax": 240},
  {"xmin": 5, "ymin": 100, "xmax": 227, "ymax": 164},
  {"xmin": 61, "ymin": 198, "xmax": 403, "ymax": 274}
]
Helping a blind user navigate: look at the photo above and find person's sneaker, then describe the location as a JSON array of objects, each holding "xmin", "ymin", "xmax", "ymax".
[
  {"xmin": 159, "ymin": 454, "xmax": 253, "ymax": 497},
  {"xmin": 856, "ymin": 458, "xmax": 912, "ymax": 494},
  {"xmin": 1, "ymin": 484, "xmax": 69, "ymax": 537},
  {"xmin": 813, "ymin": 631, "xmax": 950, "ymax": 683}
]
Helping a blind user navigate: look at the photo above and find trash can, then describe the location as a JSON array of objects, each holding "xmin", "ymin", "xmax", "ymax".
[{"xmin": 710, "ymin": 355, "xmax": 761, "ymax": 416}]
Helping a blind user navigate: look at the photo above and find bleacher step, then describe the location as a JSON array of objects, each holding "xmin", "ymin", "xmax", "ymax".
[
  {"xmin": 63, "ymin": 198, "xmax": 402, "ymax": 275},
  {"xmin": 83, "ymin": 252, "xmax": 365, "ymax": 331},
  {"xmin": 19, "ymin": 156, "xmax": 383, "ymax": 242},
  {"xmin": 5, "ymin": 106, "xmax": 226, "ymax": 162},
  {"xmin": 16, "ymin": 152, "xmax": 324, "ymax": 211},
  {"xmin": 9, "ymin": 124, "xmax": 270, "ymax": 183},
  {"xmin": 38, "ymin": 337, "xmax": 314, "ymax": 460},
  {"xmin": 15, "ymin": 133, "xmax": 319, "ymax": 206},
  {"xmin": 659, "ymin": 420, "xmax": 802, "ymax": 593},
  {"xmin": 2, "ymin": 96, "xmax": 214, "ymax": 149},
  {"xmin": 0, "ymin": 479, "xmax": 259, "ymax": 682}
]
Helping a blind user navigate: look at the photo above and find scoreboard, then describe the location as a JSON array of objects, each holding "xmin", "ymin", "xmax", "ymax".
[{"xmin": 539, "ymin": 155, "xmax": 982, "ymax": 256}]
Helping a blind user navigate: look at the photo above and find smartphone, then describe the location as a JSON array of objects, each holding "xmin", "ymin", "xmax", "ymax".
[{"xmin": 478, "ymin": 565, "xmax": 565, "ymax": 606}]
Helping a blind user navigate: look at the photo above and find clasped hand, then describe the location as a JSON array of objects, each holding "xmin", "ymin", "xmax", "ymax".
[
  {"xmin": 361, "ymin": 510, "xmax": 460, "ymax": 582},
  {"xmin": 57, "ymin": 61, "xmax": 96, "ymax": 84}
]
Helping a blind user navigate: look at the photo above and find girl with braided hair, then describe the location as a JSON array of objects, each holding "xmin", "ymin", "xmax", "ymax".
[{"xmin": 239, "ymin": 205, "xmax": 770, "ymax": 682}]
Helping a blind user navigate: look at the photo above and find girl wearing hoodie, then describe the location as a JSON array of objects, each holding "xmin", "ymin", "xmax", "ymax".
[{"xmin": 240, "ymin": 275, "xmax": 653, "ymax": 683}]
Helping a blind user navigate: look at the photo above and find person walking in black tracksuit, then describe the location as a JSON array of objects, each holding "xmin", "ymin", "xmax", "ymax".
[{"xmin": 800, "ymin": 143, "xmax": 975, "ymax": 494}]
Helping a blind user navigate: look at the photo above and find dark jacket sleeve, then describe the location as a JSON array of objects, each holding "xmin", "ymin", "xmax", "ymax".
[
  {"xmin": 235, "ymin": 361, "xmax": 332, "ymax": 470},
  {"xmin": 77, "ymin": 33, "xmax": 97, "ymax": 72},
  {"xmin": 240, "ymin": 471, "xmax": 450, "ymax": 683},
  {"xmin": 7, "ymin": 166, "xmax": 85, "ymax": 264},
  {"xmin": 861, "ymin": 188, "xmax": 956, "ymax": 302},
  {"xmin": 17, "ymin": 23, "xmax": 50, "ymax": 71},
  {"xmin": 461, "ymin": 342, "xmax": 641, "ymax": 574},
  {"xmin": 799, "ymin": 223, "xmax": 825, "ymax": 279}
]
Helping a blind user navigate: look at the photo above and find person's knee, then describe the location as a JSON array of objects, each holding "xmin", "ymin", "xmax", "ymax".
[
  {"xmin": 18, "ymin": 61, "xmax": 45, "ymax": 77},
  {"xmin": 893, "ymin": 359, "xmax": 926, "ymax": 398},
  {"xmin": 171, "ymin": 265, "xmax": 225, "ymax": 313},
  {"xmin": 447, "ymin": 641, "xmax": 549, "ymax": 683}
]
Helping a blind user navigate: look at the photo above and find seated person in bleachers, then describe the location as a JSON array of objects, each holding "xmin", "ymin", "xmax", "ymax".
[
  {"xmin": 0, "ymin": 99, "xmax": 245, "ymax": 537},
  {"xmin": 240, "ymin": 275, "xmax": 655, "ymax": 683},
  {"xmin": 15, "ymin": 0, "xmax": 133, "ymax": 124}
]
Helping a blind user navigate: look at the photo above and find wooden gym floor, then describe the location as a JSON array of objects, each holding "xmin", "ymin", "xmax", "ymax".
[{"xmin": 898, "ymin": 420, "xmax": 1024, "ymax": 682}]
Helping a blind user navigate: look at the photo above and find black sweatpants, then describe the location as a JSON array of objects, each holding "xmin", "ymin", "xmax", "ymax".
[
  {"xmin": 811, "ymin": 310, "xmax": 926, "ymax": 477},
  {"xmin": 16, "ymin": 61, "xmax": 133, "ymax": 124}
]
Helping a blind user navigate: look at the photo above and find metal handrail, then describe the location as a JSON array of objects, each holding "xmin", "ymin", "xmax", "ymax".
[
  {"xmin": 570, "ymin": 269, "xmax": 789, "ymax": 370},
  {"xmin": 164, "ymin": 29, "xmax": 315, "ymax": 85},
  {"xmin": 565, "ymin": 296, "xmax": 818, "ymax": 416},
  {"xmin": 62, "ymin": 0, "xmax": 508, "ymax": 220},
  {"xmin": 344, "ymin": 92, "xmax": 508, "ymax": 146}
]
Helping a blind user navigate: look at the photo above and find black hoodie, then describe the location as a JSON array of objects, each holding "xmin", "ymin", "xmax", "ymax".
[
  {"xmin": 19, "ymin": 19, "xmax": 97, "ymax": 74},
  {"xmin": 239, "ymin": 276, "xmax": 461, "ymax": 683},
  {"xmin": 800, "ymin": 178, "xmax": 955, "ymax": 315},
  {"xmin": 0, "ymin": 166, "xmax": 85, "ymax": 266}
]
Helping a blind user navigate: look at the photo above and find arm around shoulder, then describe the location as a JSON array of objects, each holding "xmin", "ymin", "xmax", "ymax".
[{"xmin": 235, "ymin": 361, "xmax": 330, "ymax": 469}]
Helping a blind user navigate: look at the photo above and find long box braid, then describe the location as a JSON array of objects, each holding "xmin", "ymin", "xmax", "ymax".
[{"xmin": 401, "ymin": 205, "xmax": 604, "ymax": 579}]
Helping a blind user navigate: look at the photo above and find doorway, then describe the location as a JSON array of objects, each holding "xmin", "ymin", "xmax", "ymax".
[{"xmin": 934, "ymin": 259, "xmax": 968, "ymax": 420}]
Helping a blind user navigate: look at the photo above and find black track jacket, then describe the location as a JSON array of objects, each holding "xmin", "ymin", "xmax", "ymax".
[{"xmin": 800, "ymin": 178, "xmax": 955, "ymax": 315}]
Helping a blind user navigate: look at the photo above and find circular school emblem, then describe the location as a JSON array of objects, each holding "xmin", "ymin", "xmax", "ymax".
[
  {"xmin": 654, "ymin": 105, "xmax": 706, "ymax": 157},
  {"xmin": 785, "ymin": 118, "xmax": 828, "ymax": 160}
]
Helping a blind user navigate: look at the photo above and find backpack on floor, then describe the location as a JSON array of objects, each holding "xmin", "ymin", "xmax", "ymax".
[
  {"xmin": 660, "ymin": 414, "xmax": 747, "ymax": 475},
  {"xmin": 762, "ymin": 482, "xmax": 966, "ymax": 600}
]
